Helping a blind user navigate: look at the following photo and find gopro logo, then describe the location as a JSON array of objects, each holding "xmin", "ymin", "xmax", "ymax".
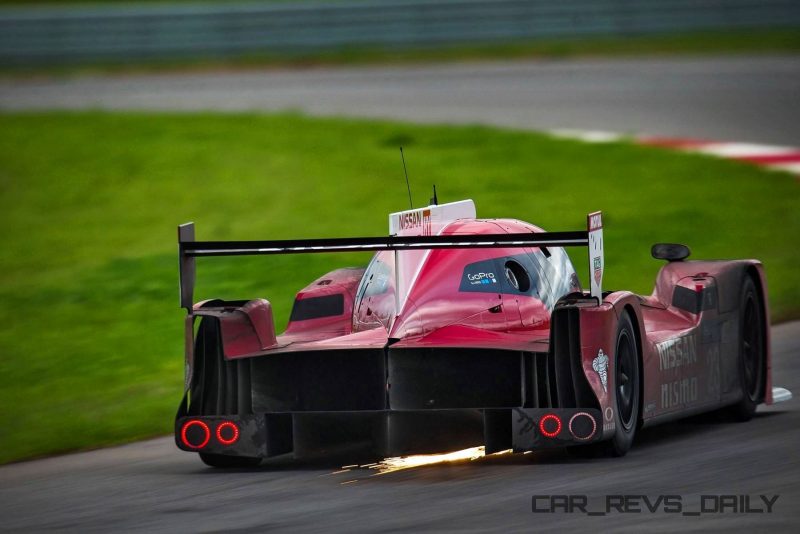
[{"xmin": 468, "ymin": 272, "xmax": 497, "ymax": 285}]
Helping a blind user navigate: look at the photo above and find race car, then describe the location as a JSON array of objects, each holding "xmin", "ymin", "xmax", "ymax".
[{"xmin": 174, "ymin": 199, "xmax": 790, "ymax": 468}]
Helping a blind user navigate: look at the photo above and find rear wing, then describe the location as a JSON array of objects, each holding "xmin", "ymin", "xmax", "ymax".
[{"xmin": 178, "ymin": 211, "xmax": 604, "ymax": 311}]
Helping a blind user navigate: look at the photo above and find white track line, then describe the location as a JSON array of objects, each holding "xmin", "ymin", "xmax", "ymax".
[
  {"xmin": 691, "ymin": 143, "xmax": 798, "ymax": 158},
  {"xmin": 549, "ymin": 129, "xmax": 627, "ymax": 143},
  {"xmin": 548, "ymin": 129, "xmax": 800, "ymax": 175}
]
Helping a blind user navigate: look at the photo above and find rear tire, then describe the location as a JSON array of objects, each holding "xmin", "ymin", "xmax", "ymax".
[
  {"xmin": 607, "ymin": 311, "xmax": 641, "ymax": 456},
  {"xmin": 729, "ymin": 275, "xmax": 765, "ymax": 422},
  {"xmin": 199, "ymin": 453, "xmax": 262, "ymax": 469}
]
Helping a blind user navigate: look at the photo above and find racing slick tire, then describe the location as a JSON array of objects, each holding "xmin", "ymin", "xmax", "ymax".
[
  {"xmin": 199, "ymin": 453, "xmax": 262, "ymax": 469},
  {"xmin": 568, "ymin": 311, "xmax": 640, "ymax": 458},
  {"xmin": 607, "ymin": 311, "xmax": 641, "ymax": 456},
  {"xmin": 729, "ymin": 275, "xmax": 765, "ymax": 422}
]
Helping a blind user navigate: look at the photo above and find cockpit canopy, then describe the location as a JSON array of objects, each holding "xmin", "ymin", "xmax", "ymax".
[{"xmin": 352, "ymin": 218, "xmax": 581, "ymax": 336}]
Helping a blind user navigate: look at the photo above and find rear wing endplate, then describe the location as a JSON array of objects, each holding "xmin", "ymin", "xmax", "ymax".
[
  {"xmin": 587, "ymin": 211, "xmax": 604, "ymax": 302},
  {"xmin": 178, "ymin": 211, "xmax": 604, "ymax": 311}
]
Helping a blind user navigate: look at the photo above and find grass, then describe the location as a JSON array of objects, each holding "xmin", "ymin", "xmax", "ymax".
[
  {"xmin": 0, "ymin": 111, "xmax": 798, "ymax": 464},
  {"xmin": 3, "ymin": 29, "xmax": 800, "ymax": 78}
]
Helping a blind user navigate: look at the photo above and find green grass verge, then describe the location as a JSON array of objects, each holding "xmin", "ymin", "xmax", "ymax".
[
  {"xmin": 0, "ymin": 111, "xmax": 798, "ymax": 464},
  {"xmin": 3, "ymin": 29, "xmax": 800, "ymax": 78}
]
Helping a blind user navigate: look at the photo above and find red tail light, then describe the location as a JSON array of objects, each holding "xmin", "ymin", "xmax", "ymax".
[
  {"xmin": 539, "ymin": 414, "xmax": 562, "ymax": 438},
  {"xmin": 216, "ymin": 421, "xmax": 240, "ymax": 446},
  {"xmin": 181, "ymin": 420, "xmax": 211, "ymax": 449}
]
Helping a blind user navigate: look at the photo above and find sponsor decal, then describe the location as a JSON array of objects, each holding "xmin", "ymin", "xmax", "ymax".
[
  {"xmin": 531, "ymin": 494, "xmax": 780, "ymax": 515},
  {"xmin": 513, "ymin": 408, "xmax": 536, "ymax": 435},
  {"xmin": 398, "ymin": 209, "xmax": 432, "ymax": 235},
  {"xmin": 594, "ymin": 256, "xmax": 603, "ymax": 284},
  {"xmin": 460, "ymin": 259, "xmax": 505, "ymax": 294},
  {"xmin": 603, "ymin": 406, "xmax": 615, "ymax": 432},
  {"xmin": 467, "ymin": 272, "xmax": 497, "ymax": 285},
  {"xmin": 657, "ymin": 334, "xmax": 697, "ymax": 371},
  {"xmin": 592, "ymin": 350, "xmax": 609, "ymax": 393},
  {"xmin": 661, "ymin": 377, "xmax": 698, "ymax": 409},
  {"xmin": 593, "ymin": 257, "xmax": 602, "ymax": 286},
  {"xmin": 644, "ymin": 402, "xmax": 656, "ymax": 414},
  {"xmin": 588, "ymin": 213, "xmax": 603, "ymax": 231}
]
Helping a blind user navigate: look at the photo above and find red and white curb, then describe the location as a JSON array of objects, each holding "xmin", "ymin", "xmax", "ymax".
[{"xmin": 549, "ymin": 129, "xmax": 800, "ymax": 176}]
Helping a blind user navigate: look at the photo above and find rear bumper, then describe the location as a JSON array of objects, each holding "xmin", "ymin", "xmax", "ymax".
[
  {"xmin": 175, "ymin": 407, "xmax": 603, "ymax": 459},
  {"xmin": 179, "ymin": 306, "xmax": 604, "ymax": 460}
]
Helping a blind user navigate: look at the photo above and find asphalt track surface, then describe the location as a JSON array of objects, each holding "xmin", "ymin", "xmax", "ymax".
[
  {"xmin": 0, "ymin": 321, "xmax": 797, "ymax": 532},
  {"xmin": 1, "ymin": 55, "xmax": 800, "ymax": 145}
]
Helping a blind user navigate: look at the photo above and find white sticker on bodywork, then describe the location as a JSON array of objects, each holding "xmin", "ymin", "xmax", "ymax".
[
  {"xmin": 587, "ymin": 211, "xmax": 603, "ymax": 302},
  {"xmin": 592, "ymin": 349, "xmax": 609, "ymax": 393}
]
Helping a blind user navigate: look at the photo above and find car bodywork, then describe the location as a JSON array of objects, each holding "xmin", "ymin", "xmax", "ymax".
[{"xmin": 175, "ymin": 200, "xmax": 778, "ymax": 462}]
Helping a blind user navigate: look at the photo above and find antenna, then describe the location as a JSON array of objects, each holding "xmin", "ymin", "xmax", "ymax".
[
  {"xmin": 400, "ymin": 146, "xmax": 413, "ymax": 209},
  {"xmin": 430, "ymin": 184, "xmax": 438, "ymax": 205}
]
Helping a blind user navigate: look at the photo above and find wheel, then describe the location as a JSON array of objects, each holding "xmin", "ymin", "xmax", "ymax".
[
  {"xmin": 729, "ymin": 275, "xmax": 765, "ymax": 421},
  {"xmin": 199, "ymin": 452, "xmax": 262, "ymax": 468},
  {"xmin": 607, "ymin": 311, "xmax": 641, "ymax": 456},
  {"xmin": 567, "ymin": 311, "xmax": 640, "ymax": 458}
]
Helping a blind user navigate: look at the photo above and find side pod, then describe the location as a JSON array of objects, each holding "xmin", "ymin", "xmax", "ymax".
[
  {"xmin": 550, "ymin": 292, "xmax": 645, "ymax": 440},
  {"xmin": 192, "ymin": 299, "xmax": 279, "ymax": 359}
]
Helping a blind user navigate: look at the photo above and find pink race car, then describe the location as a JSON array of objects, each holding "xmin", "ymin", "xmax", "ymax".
[{"xmin": 174, "ymin": 200, "xmax": 787, "ymax": 467}]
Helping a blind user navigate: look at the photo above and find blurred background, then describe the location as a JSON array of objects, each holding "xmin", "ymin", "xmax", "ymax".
[
  {"xmin": 1, "ymin": 0, "xmax": 799, "ymax": 68},
  {"xmin": 1, "ymin": 0, "xmax": 799, "ymax": 470}
]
